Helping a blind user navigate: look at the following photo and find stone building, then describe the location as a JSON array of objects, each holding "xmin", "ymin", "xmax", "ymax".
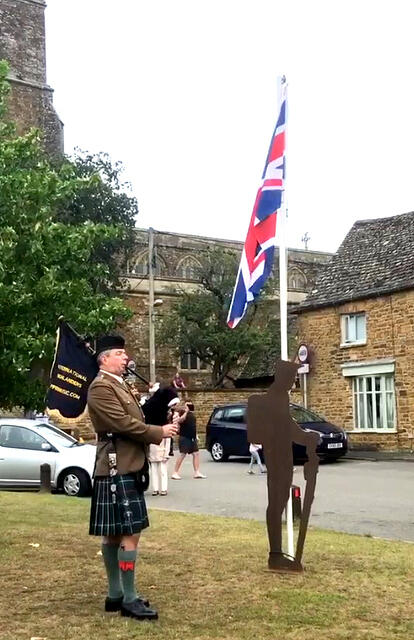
[
  {"xmin": 121, "ymin": 227, "xmax": 333, "ymax": 387},
  {"xmin": 0, "ymin": 0, "xmax": 63, "ymax": 155},
  {"xmin": 295, "ymin": 211, "xmax": 414, "ymax": 451}
]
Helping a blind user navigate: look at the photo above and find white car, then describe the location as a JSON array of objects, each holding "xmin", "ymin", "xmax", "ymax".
[{"xmin": 0, "ymin": 418, "xmax": 96, "ymax": 497}]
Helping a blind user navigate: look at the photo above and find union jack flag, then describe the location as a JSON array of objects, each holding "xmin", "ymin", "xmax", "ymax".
[{"xmin": 227, "ymin": 79, "xmax": 287, "ymax": 328}]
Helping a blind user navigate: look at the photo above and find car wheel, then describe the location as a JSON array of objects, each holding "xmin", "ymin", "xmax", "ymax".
[
  {"xmin": 210, "ymin": 441, "xmax": 228, "ymax": 462},
  {"xmin": 60, "ymin": 468, "xmax": 91, "ymax": 497}
]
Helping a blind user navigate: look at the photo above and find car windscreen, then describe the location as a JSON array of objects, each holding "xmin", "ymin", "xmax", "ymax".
[
  {"xmin": 35, "ymin": 424, "xmax": 79, "ymax": 448},
  {"xmin": 290, "ymin": 406, "xmax": 325, "ymax": 424}
]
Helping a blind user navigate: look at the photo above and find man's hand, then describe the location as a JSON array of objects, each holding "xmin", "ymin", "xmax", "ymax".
[{"xmin": 162, "ymin": 420, "xmax": 178, "ymax": 438}]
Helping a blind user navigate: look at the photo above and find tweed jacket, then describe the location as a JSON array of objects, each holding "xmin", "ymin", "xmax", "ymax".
[{"xmin": 87, "ymin": 371, "xmax": 164, "ymax": 477}]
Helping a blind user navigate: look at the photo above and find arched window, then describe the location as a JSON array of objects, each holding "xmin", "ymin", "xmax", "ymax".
[
  {"xmin": 130, "ymin": 251, "xmax": 166, "ymax": 277},
  {"xmin": 176, "ymin": 256, "xmax": 201, "ymax": 280},
  {"xmin": 288, "ymin": 267, "xmax": 307, "ymax": 291}
]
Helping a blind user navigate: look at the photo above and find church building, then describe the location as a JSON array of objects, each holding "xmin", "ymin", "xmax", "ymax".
[{"xmin": 0, "ymin": 0, "xmax": 63, "ymax": 155}]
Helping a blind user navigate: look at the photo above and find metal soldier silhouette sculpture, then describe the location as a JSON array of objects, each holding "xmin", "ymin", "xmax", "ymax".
[{"xmin": 247, "ymin": 360, "xmax": 320, "ymax": 573}]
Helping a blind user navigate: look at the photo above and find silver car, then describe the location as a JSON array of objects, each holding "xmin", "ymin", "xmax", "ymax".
[{"xmin": 0, "ymin": 418, "xmax": 96, "ymax": 497}]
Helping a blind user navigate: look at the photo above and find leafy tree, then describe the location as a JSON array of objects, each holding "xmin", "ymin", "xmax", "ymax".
[
  {"xmin": 56, "ymin": 150, "xmax": 138, "ymax": 292},
  {"xmin": 158, "ymin": 248, "xmax": 280, "ymax": 386},
  {"xmin": 0, "ymin": 62, "xmax": 132, "ymax": 410}
]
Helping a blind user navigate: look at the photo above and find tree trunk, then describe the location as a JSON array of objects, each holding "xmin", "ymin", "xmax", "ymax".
[
  {"xmin": 213, "ymin": 365, "xmax": 232, "ymax": 389},
  {"xmin": 211, "ymin": 361, "xmax": 221, "ymax": 387}
]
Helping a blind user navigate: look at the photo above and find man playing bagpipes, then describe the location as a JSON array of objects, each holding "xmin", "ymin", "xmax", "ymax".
[{"xmin": 87, "ymin": 334, "xmax": 179, "ymax": 621}]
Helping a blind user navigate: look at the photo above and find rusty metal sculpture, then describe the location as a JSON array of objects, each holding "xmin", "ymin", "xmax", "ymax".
[{"xmin": 247, "ymin": 360, "xmax": 320, "ymax": 573}]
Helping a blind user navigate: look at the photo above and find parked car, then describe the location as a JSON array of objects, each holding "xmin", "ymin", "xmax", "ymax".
[
  {"xmin": 205, "ymin": 403, "xmax": 348, "ymax": 463},
  {"xmin": 0, "ymin": 418, "xmax": 96, "ymax": 496}
]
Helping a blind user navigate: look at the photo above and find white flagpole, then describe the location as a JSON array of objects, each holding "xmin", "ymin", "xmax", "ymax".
[
  {"xmin": 278, "ymin": 75, "xmax": 288, "ymax": 362},
  {"xmin": 277, "ymin": 76, "xmax": 294, "ymax": 558}
]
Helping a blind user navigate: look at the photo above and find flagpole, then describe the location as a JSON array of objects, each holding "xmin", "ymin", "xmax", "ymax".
[
  {"xmin": 279, "ymin": 208, "xmax": 288, "ymax": 359},
  {"xmin": 278, "ymin": 75, "xmax": 288, "ymax": 362},
  {"xmin": 277, "ymin": 76, "xmax": 294, "ymax": 559}
]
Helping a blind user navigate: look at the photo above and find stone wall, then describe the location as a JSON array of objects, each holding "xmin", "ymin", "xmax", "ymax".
[
  {"xmin": 296, "ymin": 291, "xmax": 414, "ymax": 451},
  {"xmin": 0, "ymin": 0, "xmax": 64, "ymax": 155},
  {"xmin": 45, "ymin": 385, "xmax": 304, "ymax": 442},
  {"xmin": 46, "ymin": 410, "xmax": 95, "ymax": 442}
]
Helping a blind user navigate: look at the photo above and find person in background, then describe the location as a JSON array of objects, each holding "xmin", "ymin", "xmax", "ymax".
[
  {"xmin": 171, "ymin": 371, "xmax": 186, "ymax": 389},
  {"xmin": 148, "ymin": 435, "xmax": 170, "ymax": 496},
  {"xmin": 171, "ymin": 401, "xmax": 206, "ymax": 479},
  {"xmin": 247, "ymin": 443, "xmax": 266, "ymax": 474},
  {"xmin": 142, "ymin": 382, "xmax": 179, "ymax": 459}
]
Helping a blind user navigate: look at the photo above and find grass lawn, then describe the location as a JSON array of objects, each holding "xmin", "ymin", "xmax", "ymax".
[{"xmin": 0, "ymin": 492, "xmax": 413, "ymax": 640}]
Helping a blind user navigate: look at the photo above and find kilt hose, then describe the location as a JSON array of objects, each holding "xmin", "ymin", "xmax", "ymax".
[{"xmin": 89, "ymin": 473, "xmax": 149, "ymax": 537}]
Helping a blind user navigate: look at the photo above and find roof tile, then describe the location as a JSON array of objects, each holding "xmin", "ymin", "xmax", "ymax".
[{"xmin": 296, "ymin": 211, "xmax": 414, "ymax": 312}]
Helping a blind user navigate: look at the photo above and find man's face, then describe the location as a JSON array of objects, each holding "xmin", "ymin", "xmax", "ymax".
[{"xmin": 101, "ymin": 348, "xmax": 128, "ymax": 376}]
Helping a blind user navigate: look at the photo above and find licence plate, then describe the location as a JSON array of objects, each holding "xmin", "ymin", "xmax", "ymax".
[{"xmin": 327, "ymin": 442, "xmax": 343, "ymax": 449}]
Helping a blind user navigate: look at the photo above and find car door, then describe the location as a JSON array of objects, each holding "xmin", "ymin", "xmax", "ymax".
[
  {"xmin": 0, "ymin": 425, "xmax": 57, "ymax": 486},
  {"xmin": 222, "ymin": 406, "xmax": 249, "ymax": 455},
  {"xmin": 207, "ymin": 407, "xmax": 226, "ymax": 447}
]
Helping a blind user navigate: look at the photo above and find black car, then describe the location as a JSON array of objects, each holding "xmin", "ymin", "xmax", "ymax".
[{"xmin": 205, "ymin": 403, "xmax": 348, "ymax": 462}]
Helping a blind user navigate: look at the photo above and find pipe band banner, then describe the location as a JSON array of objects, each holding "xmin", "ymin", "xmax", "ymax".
[{"xmin": 47, "ymin": 320, "xmax": 98, "ymax": 420}]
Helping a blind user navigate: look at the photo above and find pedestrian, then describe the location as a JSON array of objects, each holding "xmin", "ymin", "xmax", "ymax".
[
  {"xmin": 87, "ymin": 334, "xmax": 178, "ymax": 621},
  {"xmin": 171, "ymin": 401, "xmax": 206, "ymax": 479},
  {"xmin": 247, "ymin": 443, "xmax": 266, "ymax": 474},
  {"xmin": 148, "ymin": 436, "xmax": 170, "ymax": 495}
]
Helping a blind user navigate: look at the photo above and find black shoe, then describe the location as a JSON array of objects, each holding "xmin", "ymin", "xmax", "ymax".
[
  {"xmin": 268, "ymin": 551, "xmax": 303, "ymax": 574},
  {"xmin": 105, "ymin": 595, "xmax": 150, "ymax": 612},
  {"xmin": 121, "ymin": 598, "xmax": 158, "ymax": 620}
]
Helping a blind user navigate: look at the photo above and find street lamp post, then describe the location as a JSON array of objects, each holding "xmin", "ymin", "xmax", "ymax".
[{"xmin": 148, "ymin": 227, "xmax": 163, "ymax": 382}]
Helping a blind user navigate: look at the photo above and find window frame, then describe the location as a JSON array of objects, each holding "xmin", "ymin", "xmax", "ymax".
[
  {"xmin": 176, "ymin": 257, "xmax": 201, "ymax": 281},
  {"xmin": 340, "ymin": 312, "xmax": 367, "ymax": 347},
  {"xmin": 351, "ymin": 373, "xmax": 396, "ymax": 432},
  {"xmin": 180, "ymin": 351, "xmax": 207, "ymax": 371},
  {"xmin": 288, "ymin": 267, "xmax": 307, "ymax": 292},
  {"xmin": 129, "ymin": 251, "xmax": 166, "ymax": 277},
  {"xmin": 341, "ymin": 358, "xmax": 396, "ymax": 433}
]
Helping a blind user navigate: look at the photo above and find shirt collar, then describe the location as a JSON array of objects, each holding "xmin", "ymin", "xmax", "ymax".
[{"xmin": 100, "ymin": 369, "xmax": 124, "ymax": 385}]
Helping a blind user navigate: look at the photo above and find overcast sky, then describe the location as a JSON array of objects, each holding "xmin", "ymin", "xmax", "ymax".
[{"xmin": 45, "ymin": 0, "xmax": 414, "ymax": 254}]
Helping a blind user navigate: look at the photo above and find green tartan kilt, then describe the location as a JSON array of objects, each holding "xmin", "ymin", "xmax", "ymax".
[{"xmin": 89, "ymin": 473, "xmax": 149, "ymax": 537}]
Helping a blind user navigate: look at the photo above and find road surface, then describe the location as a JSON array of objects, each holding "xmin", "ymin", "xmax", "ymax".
[{"xmin": 147, "ymin": 450, "xmax": 414, "ymax": 542}]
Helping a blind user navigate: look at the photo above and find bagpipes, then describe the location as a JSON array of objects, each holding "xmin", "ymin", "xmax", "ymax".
[{"xmin": 141, "ymin": 383, "xmax": 180, "ymax": 426}]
